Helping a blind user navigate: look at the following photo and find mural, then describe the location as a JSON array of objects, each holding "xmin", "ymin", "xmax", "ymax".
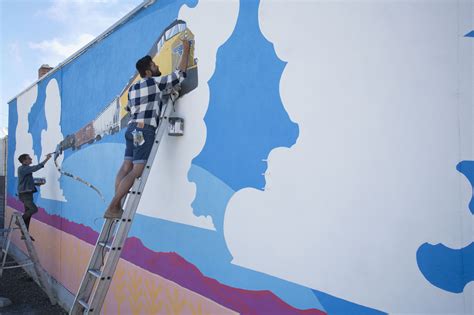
[
  {"xmin": 57, "ymin": 20, "xmax": 197, "ymax": 154},
  {"xmin": 6, "ymin": 0, "xmax": 473, "ymax": 314}
]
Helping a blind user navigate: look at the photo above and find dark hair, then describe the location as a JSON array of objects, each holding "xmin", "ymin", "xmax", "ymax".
[
  {"xmin": 18, "ymin": 154, "xmax": 30, "ymax": 163},
  {"xmin": 136, "ymin": 55, "xmax": 153, "ymax": 78}
]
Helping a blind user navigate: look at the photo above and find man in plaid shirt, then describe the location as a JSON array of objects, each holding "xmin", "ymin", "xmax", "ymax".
[{"xmin": 104, "ymin": 39, "xmax": 190, "ymax": 219}]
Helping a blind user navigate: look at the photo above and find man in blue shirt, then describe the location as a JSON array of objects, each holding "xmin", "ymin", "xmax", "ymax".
[{"xmin": 17, "ymin": 153, "xmax": 52, "ymax": 239}]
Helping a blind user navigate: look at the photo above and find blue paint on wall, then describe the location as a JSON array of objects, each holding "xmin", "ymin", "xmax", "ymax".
[
  {"xmin": 191, "ymin": 0, "xmax": 299, "ymax": 193},
  {"xmin": 417, "ymin": 242, "xmax": 474, "ymax": 293},
  {"xmin": 313, "ymin": 290, "xmax": 387, "ymax": 315},
  {"xmin": 188, "ymin": 164, "xmax": 234, "ymax": 231},
  {"xmin": 457, "ymin": 160, "xmax": 474, "ymax": 214},
  {"xmin": 465, "ymin": 30, "xmax": 474, "ymax": 37},
  {"xmin": 416, "ymin": 160, "xmax": 474, "ymax": 293}
]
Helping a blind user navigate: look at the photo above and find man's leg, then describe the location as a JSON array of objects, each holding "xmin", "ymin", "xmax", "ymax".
[
  {"xmin": 104, "ymin": 163, "xmax": 145, "ymax": 218},
  {"xmin": 115, "ymin": 160, "xmax": 133, "ymax": 193},
  {"xmin": 20, "ymin": 193, "xmax": 38, "ymax": 231}
]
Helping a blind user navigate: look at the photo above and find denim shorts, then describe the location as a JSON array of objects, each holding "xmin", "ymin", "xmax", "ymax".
[{"xmin": 124, "ymin": 122, "xmax": 156, "ymax": 164}]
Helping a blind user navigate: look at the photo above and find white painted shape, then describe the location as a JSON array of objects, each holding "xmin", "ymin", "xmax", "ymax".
[
  {"xmin": 14, "ymin": 85, "xmax": 38, "ymax": 177},
  {"xmin": 224, "ymin": 1, "xmax": 473, "ymax": 314},
  {"xmin": 37, "ymin": 79, "xmax": 67, "ymax": 201},
  {"xmin": 137, "ymin": 0, "xmax": 240, "ymax": 230}
]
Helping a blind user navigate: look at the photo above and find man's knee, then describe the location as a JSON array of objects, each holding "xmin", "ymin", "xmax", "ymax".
[
  {"xmin": 26, "ymin": 201, "xmax": 38, "ymax": 214},
  {"xmin": 123, "ymin": 161, "xmax": 133, "ymax": 173},
  {"xmin": 132, "ymin": 164, "xmax": 145, "ymax": 178},
  {"xmin": 118, "ymin": 161, "xmax": 133, "ymax": 175}
]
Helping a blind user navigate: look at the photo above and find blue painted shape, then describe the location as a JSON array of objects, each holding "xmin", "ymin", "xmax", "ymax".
[
  {"xmin": 7, "ymin": 99, "xmax": 18, "ymax": 196},
  {"xmin": 191, "ymin": 0, "xmax": 299, "ymax": 193},
  {"xmin": 313, "ymin": 290, "xmax": 386, "ymax": 315},
  {"xmin": 188, "ymin": 164, "xmax": 234, "ymax": 231},
  {"xmin": 417, "ymin": 242, "xmax": 474, "ymax": 293},
  {"xmin": 60, "ymin": 0, "xmax": 197, "ymax": 141},
  {"xmin": 58, "ymin": 141, "xmax": 124, "ymax": 227},
  {"xmin": 457, "ymin": 161, "xmax": 474, "ymax": 214},
  {"xmin": 465, "ymin": 30, "xmax": 474, "ymax": 37},
  {"xmin": 416, "ymin": 160, "xmax": 474, "ymax": 292},
  {"xmin": 28, "ymin": 79, "xmax": 48, "ymax": 160}
]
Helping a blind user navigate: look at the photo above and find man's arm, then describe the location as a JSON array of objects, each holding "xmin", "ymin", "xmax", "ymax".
[
  {"xmin": 155, "ymin": 39, "xmax": 191, "ymax": 92},
  {"xmin": 41, "ymin": 153, "xmax": 52, "ymax": 165},
  {"xmin": 178, "ymin": 39, "xmax": 190, "ymax": 72},
  {"xmin": 19, "ymin": 154, "xmax": 52, "ymax": 175}
]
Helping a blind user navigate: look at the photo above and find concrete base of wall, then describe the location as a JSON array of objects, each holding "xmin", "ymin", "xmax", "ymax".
[{"xmin": 4, "ymin": 242, "xmax": 74, "ymax": 312}]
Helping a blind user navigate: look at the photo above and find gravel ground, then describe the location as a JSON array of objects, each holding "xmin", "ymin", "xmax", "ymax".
[{"xmin": 0, "ymin": 255, "xmax": 66, "ymax": 315}]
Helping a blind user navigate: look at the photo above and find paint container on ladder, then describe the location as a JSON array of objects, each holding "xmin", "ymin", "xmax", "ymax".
[
  {"xmin": 168, "ymin": 117, "xmax": 184, "ymax": 136},
  {"xmin": 34, "ymin": 178, "xmax": 46, "ymax": 186}
]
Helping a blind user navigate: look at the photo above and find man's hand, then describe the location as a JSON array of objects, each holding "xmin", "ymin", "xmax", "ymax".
[
  {"xmin": 178, "ymin": 39, "xmax": 191, "ymax": 72},
  {"xmin": 181, "ymin": 39, "xmax": 190, "ymax": 50},
  {"xmin": 42, "ymin": 153, "xmax": 52, "ymax": 165}
]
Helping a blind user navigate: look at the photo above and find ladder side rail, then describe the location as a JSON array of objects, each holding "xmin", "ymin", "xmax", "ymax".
[
  {"xmin": 0, "ymin": 215, "xmax": 16, "ymax": 276},
  {"xmin": 86, "ymin": 99, "xmax": 175, "ymax": 314},
  {"xmin": 70, "ymin": 219, "xmax": 117, "ymax": 313},
  {"xmin": 15, "ymin": 215, "xmax": 41, "ymax": 285},
  {"xmin": 15, "ymin": 214, "xmax": 56, "ymax": 305}
]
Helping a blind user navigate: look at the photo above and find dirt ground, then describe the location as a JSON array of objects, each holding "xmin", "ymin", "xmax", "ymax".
[{"xmin": 0, "ymin": 255, "xmax": 67, "ymax": 314}]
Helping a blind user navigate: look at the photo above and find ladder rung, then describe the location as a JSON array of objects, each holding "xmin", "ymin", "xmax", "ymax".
[
  {"xmin": 98, "ymin": 241, "xmax": 121, "ymax": 251},
  {"xmin": 0, "ymin": 228, "xmax": 13, "ymax": 233},
  {"xmin": 1, "ymin": 261, "xmax": 34, "ymax": 269},
  {"xmin": 78, "ymin": 298, "xmax": 91, "ymax": 310},
  {"xmin": 88, "ymin": 268, "xmax": 102, "ymax": 278},
  {"xmin": 98, "ymin": 241, "xmax": 112, "ymax": 249}
]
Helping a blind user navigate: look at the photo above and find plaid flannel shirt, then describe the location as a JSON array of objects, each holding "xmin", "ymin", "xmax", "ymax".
[{"xmin": 126, "ymin": 70, "xmax": 186, "ymax": 128}]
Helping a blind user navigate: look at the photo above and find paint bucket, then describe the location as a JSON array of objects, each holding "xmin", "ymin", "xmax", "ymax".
[
  {"xmin": 34, "ymin": 178, "xmax": 46, "ymax": 186},
  {"xmin": 168, "ymin": 117, "xmax": 184, "ymax": 136}
]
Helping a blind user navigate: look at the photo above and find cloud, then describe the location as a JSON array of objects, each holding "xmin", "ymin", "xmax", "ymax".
[
  {"xmin": 37, "ymin": 0, "xmax": 137, "ymax": 34},
  {"xmin": 8, "ymin": 41, "xmax": 22, "ymax": 63},
  {"xmin": 29, "ymin": 33, "xmax": 95, "ymax": 64},
  {"xmin": 29, "ymin": 0, "xmax": 140, "ymax": 67}
]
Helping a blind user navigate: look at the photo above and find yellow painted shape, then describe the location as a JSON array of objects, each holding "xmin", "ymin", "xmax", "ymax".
[{"xmin": 118, "ymin": 27, "xmax": 197, "ymax": 120}]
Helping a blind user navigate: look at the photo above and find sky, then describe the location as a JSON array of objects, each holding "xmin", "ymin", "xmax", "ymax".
[{"xmin": 0, "ymin": 0, "xmax": 143, "ymax": 138}]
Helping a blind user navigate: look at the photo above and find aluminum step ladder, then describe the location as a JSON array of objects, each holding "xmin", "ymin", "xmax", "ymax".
[
  {"xmin": 0, "ymin": 212, "xmax": 56, "ymax": 305},
  {"xmin": 70, "ymin": 95, "xmax": 179, "ymax": 314}
]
